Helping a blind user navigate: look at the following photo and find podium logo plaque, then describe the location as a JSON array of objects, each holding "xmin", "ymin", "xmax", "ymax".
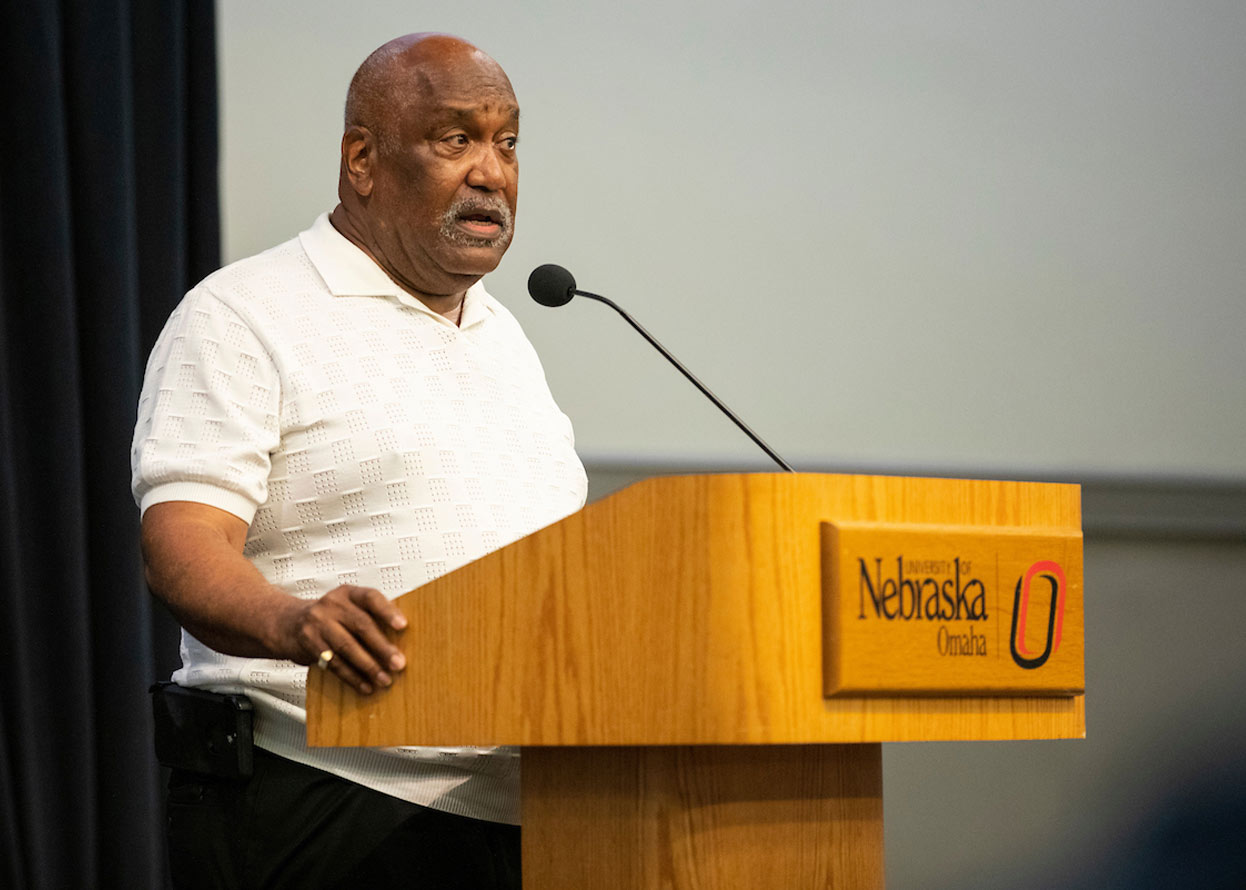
[{"xmin": 821, "ymin": 521, "xmax": 1084, "ymax": 697}]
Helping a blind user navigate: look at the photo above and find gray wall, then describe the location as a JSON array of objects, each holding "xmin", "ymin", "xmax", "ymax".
[
  {"xmin": 219, "ymin": 2, "xmax": 1246, "ymax": 885},
  {"xmin": 220, "ymin": 0, "xmax": 1246, "ymax": 480}
]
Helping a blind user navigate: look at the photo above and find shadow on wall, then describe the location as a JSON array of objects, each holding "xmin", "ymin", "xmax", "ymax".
[{"xmin": 1067, "ymin": 740, "xmax": 1246, "ymax": 890}]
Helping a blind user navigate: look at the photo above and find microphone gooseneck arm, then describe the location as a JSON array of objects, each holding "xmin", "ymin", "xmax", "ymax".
[{"xmin": 571, "ymin": 287, "xmax": 795, "ymax": 473}]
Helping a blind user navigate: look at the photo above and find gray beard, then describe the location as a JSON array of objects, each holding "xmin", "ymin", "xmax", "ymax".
[{"xmin": 439, "ymin": 196, "xmax": 514, "ymax": 249}]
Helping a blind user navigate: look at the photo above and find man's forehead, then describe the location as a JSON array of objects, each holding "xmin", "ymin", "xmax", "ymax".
[
  {"xmin": 427, "ymin": 99, "xmax": 520, "ymax": 122},
  {"xmin": 403, "ymin": 63, "xmax": 519, "ymax": 129},
  {"xmin": 399, "ymin": 57, "xmax": 516, "ymax": 109}
]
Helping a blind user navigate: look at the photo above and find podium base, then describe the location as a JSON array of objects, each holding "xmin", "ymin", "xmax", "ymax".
[{"xmin": 522, "ymin": 744, "xmax": 884, "ymax": 889}]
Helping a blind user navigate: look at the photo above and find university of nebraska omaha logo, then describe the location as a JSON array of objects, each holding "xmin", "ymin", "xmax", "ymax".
[{"xmin": 1010, "ymin": 560, "xmax": 1067, "ymax": 670}]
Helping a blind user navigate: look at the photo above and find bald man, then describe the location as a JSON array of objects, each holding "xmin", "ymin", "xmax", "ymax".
[{"xmin": 133, "ymin": 35, "xmax": 585, "ymax": 889}]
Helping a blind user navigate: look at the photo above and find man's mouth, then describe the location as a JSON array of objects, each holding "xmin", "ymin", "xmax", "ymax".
[
  {"xmin": 441, "ymin": 198, "xmax": 514, "ymax": 247},
  {"xmin": 456, "ymin": 209, "xmax": 503, "ymax": 235}
]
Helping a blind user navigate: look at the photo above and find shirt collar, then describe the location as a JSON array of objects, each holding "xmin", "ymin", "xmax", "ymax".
[{"xmin": 298, "ymin": 212, "xmax": 497, "ymax": 329}]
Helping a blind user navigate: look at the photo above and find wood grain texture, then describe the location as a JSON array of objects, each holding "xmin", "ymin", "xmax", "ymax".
[
  {"xmin": 522, "ymin": 744, "xmax": 884, "ymax": 890},
  {"xmin": 307, "ymin": 473, "xmax": 1086, "ymax": 748}
]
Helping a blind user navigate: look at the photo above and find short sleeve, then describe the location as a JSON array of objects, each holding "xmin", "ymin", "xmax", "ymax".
[{"xmin": 131, "ymin": 288, "xmax": 281, "ymax": 524}]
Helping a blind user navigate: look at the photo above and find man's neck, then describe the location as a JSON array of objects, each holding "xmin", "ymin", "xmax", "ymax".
[{"xmin": 327, "ymin": 205, "xmax": 466, "ymax": 323}]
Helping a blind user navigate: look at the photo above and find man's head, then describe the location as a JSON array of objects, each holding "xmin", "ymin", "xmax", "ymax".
[{"xmin": 333, "ymin": 34, "xmax": 519, "ymax": 304}]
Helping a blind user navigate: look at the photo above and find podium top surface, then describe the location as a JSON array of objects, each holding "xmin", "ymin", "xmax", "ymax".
[{"xmin": 307, "ymin": 473, "xmax": 1085, "ymax": 747}]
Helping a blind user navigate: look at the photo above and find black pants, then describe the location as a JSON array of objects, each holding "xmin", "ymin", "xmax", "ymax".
[{"xmin": 166, "ymin": 748, "xmax": 521, "ymax": 890}]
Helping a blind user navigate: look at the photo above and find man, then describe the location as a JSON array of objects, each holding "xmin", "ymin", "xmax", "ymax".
[{"xmin": 132, "ymin": 34, "xmax": 585, "ymax": 889}]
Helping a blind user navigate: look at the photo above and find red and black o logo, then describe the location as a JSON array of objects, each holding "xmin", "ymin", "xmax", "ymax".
[{"xmin": 1010, "ymin": 560, "xmax": 1067, "ymax": 670}]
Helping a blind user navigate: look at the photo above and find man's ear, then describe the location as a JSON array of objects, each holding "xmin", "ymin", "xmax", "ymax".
[{"xmin": 341, "ymin": 126, "xmax": 377, "ymax": 197}]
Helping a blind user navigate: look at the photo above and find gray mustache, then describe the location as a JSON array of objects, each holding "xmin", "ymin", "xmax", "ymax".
[{"xmin": 444, "ymin": 196, "xmax": 513, "ymax": 228}]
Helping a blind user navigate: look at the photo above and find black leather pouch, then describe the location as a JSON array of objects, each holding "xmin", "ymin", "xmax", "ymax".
[{"xmin": 150, "ymin": 681, "xmax": 254, "ymax": 779}]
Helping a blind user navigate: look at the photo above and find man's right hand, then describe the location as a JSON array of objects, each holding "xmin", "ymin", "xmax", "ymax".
[
  {"xmin": 275, "ymin": 584, "xmax": 408, "ymax": 695},
  {"xmin": 141, "ymin": 501, "xmax": 407, "ymax": 696}
]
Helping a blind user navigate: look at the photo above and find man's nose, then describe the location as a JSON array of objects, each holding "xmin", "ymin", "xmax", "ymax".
[{"xmin": 466, "ymin": 145, "xmax": 508, "ymax": 191}]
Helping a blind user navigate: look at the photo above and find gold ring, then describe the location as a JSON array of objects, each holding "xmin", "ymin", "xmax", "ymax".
[{"xmin": 316, "ymin": 649, "xmax": 334, "ymax": 670}]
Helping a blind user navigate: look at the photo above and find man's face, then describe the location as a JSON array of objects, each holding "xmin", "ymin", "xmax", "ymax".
[{"xmin": 366, "ymin": 53, "xmax": 520, "ymax": 297}]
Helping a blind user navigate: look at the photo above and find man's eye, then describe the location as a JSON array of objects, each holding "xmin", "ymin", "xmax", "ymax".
[
  {"xmin": 500, "ymin": 137, "xmax": 518, "ymax": 150},
  {"xmin": 444, "ymin": 134, "xmax": 469, "ymax": 146}
]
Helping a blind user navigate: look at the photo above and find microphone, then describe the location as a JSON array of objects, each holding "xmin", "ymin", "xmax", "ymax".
[
  {"xmin": 527, "ymin": 264, "xmax": 795, "ymax": 473},
  {"xmin": 527, "ymin": 263, "xmax": 576, "ymax": 307}
]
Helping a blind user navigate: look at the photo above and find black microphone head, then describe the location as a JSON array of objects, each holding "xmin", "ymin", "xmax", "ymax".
[{"xmin": 528, "ymin": 264, "xmax": 577, "ymax": 307}]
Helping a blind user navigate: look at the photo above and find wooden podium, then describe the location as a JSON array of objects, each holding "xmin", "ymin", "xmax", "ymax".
[{"xmin": 307, "ymin": 473, "xmax": 1085, "ymax": 888}]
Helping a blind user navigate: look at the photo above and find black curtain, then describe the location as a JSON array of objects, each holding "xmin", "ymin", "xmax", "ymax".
[{"xmin": 0, "ymin": 2, "xmax": 219, "ymax": 887}]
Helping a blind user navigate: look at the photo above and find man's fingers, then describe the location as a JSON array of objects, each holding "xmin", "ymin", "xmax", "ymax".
[
  {"xmin": 318, "ymin": 638, "xmax": 375, "ymax": 695},
  {"xmin": 337, "ymin": 605, "xmax": 407, "ymax": 675},
  {"xmin": 340, "ymin": 586, "xmax": 407, "ymax": 672},
  {"xmin": 320, "ymin": 624, "xmax": 394, "ymax": 692},
  {"xmin": 348, "ymin": 585, "xmax": 408, "ymax": 630},
  {"xmin": 294, "ymin": 586, "xmax": 407, "ymax": 695}
]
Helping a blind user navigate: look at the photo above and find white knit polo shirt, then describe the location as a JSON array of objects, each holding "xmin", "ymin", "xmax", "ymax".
[{"xmin": 131, "ymin": 214, "xmax": 587, "ymax": 824}]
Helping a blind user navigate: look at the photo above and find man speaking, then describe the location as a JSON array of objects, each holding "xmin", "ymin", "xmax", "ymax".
[{"xmin": 132, "ymin": 33, "xmax": 585, "ymax": 889}]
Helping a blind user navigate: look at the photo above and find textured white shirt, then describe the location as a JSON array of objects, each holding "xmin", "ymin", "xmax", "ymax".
[{"xmin": 132, "ymin": 214, "xmax": 587, "ymax": 823}]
